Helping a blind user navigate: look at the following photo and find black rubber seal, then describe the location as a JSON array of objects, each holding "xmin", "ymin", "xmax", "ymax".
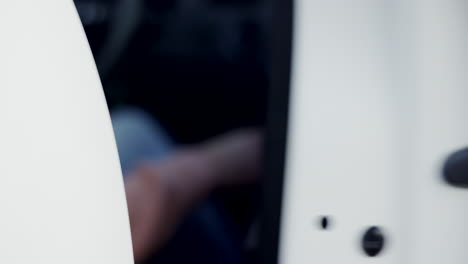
[{"xmin": 443, "ymin": 147, "xmax": 468, "ymax": 188}]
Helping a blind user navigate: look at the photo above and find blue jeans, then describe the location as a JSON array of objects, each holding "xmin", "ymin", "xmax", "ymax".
[{"xmin": 111, "ymin": 108, "xmax": 241, "ymax": 264}]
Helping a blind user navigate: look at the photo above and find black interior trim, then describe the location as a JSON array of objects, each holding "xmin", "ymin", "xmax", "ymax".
[{"xmin": 260, "ymin": 0, "xmax": 293, "ymax": 263}]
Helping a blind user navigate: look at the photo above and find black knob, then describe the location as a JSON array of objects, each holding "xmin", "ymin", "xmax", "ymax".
[
  {"xmin": 362, "ymin": 226, "xmax": 385, "ymax": 257},
  {"xmin": 443, "ymin": 147, "xmax": 468, "ymax": 187}
]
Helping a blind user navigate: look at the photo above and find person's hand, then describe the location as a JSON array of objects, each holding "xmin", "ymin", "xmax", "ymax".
[
  {"xmin": 125, "ymin": 128, "xmax": 263, "ymax": 263},
  {"xmin": 200, "ymin": 128, "xmax": 263, "ymax": 186},
  {"xmin": 125, "ymin": 164, "xmax": 178, "ymax": 264}
]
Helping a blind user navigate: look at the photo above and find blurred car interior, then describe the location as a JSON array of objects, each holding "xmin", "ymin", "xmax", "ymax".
[{"xmin": 74, "ymin": 0, "xmax": 271, "ymax": 262}]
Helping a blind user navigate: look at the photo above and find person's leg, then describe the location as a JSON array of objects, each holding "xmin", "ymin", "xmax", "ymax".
[
  {"xmin": 111, "ymin": 107, "xmax": 241, "ymax": 264},
  {"xmin": 111, "ymin": 107, "xmax": 174, "ymax": 175}
]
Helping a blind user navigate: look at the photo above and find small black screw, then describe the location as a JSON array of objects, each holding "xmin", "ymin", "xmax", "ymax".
[{"xmin": 362, "ymin": 226, "xmax": 385, "ymax": 257}]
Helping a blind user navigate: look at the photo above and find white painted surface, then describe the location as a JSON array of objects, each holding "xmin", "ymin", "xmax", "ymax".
[
  {"xmin": 280, "ymin": 0, "xmax": 468, "ymax": 263},
  {"xmin": 0, "ymin": 1, "xmax": 134, "ymax": 263}
]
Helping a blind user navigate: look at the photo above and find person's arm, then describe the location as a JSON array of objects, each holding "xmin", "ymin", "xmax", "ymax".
[{"xmin": 125, "ymin": 129, "xmax": 262, "ymax": 263}]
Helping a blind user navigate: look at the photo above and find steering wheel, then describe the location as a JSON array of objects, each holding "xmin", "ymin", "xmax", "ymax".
[{"xmin": 75, "ymin": 0, "xmax": 144, "ymax": 79}]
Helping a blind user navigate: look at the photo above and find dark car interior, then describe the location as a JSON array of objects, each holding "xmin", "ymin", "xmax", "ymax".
[
  {"xmin": 75, "ymin": 0, "xmax": 270, "ymax": 143},
  {"xmin": 74, "ymin": 0, "xmax": 271, "ymax": 262}
]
